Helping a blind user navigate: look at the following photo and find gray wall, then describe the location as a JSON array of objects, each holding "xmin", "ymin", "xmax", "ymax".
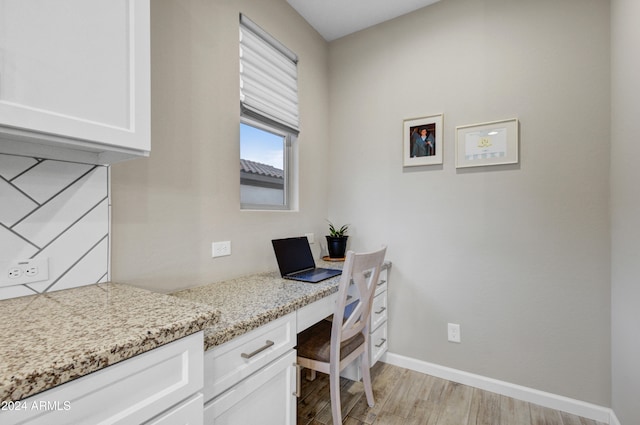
[
  {"xmin": 611, "ymin": 0, "xmax": 640, "ymax": 423},
  {"xmin": 110, "ymin": 0, "xmax": 330, "ymax": 293},
  {"xmin": 327, "ymin": 0, "xmax": 611, "ymax": 405}
]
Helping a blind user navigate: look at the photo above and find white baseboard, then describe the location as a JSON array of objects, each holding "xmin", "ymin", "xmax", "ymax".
[
  {"xmin": 382, "ymin": 352, "xmax": 616, "ymax": 424},
  {"xmin": 609, "ymin": 410, "xmax": 621, "ymax": 425}
]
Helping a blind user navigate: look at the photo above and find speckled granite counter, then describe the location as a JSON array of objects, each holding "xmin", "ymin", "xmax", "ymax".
[
  {"xmin": 0, "ymin": 283, "xmax": 220, "ymax": 403},
  {"xmin": 171, "ymin": 260, "xmax": 391, "ymax": 351}
]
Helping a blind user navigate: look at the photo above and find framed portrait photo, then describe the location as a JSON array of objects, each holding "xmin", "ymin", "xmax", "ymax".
[
  {"xmin": 455, "ymin": 118, "xmax": 519, "ymax": 168},
  {"xmin": 403, "ymin": 114, "xmax": 443, "ymax": 167}
]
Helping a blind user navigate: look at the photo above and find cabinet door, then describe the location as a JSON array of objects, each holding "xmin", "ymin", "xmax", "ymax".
[
  {"xmin": 204, "ymin": 350, "xmax": 296, "ymax": 425},
  {"xmin": 145, "ymin": 394, "xmax": 203, "ymax": 425},
  {"xmin": 0, "ymin": 0, "xmax": 150, "ymax": 156}
]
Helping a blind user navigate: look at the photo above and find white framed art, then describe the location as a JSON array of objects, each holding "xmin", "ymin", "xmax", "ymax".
[
  {"xmin": 455, "ymin": 118, "xmax": 519, "ymax": 168},
  {"xmin": 403, "ymin": 114, "xmax": 443, "ymax": 167}
]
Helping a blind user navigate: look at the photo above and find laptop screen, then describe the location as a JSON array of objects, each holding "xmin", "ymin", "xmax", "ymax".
[{"xmin": 272, "ymin": 237, "xmax": 316, "ymax": 276}]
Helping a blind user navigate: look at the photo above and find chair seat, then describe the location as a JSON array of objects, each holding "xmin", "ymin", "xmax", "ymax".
[{"xmin": 297, "ymin": 319, "xmax": 365, "ymax": 363}]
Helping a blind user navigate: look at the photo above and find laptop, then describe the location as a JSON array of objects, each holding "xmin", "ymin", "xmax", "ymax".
[{"xmin": 272, "ymin": 237, "xmax": 342, "ymax": 283}]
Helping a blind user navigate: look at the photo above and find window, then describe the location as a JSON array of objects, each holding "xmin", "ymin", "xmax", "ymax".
[
  {"xmin": 239, "ymin": 14, "xmax": 298, "ymax": 210},
  {"xmin": 240, "ymin": 119, "xmax": 290, "ymax": 208}
]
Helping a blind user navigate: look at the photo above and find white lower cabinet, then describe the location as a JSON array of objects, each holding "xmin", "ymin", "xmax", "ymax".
[
  {"xmin": 1, "ymin": 332, "xmax": 204, "ymax": 425},
  {"xmin": 145, "ymin": 393, "xmax": 203, "ymax": 425},
  {"xmin": 203, "ymin": 313, "xmax": 297, "ymax": 425},
  {"xmin": 203, "ymin": 351, "xmax": 296, "ymax": 425}
]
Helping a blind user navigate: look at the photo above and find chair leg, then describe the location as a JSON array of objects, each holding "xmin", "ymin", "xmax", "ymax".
[
  {"xmin": 360, "ymin": 354, "xmax": 375, "ymax": 408},
  {"xmin": 305, "ymin": 369, "xmax": 317, "ymax": 381},
  {"xmin": 329, "ymin": 366, "xmax": 342, "ymax": 424}
]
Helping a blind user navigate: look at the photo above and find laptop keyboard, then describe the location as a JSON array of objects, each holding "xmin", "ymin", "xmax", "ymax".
[{"xmin": 292, "ymin": 270, "xmax": 318, "ymax": 279}]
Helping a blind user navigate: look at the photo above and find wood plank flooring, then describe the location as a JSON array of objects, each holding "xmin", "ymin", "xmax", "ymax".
[{"xmin": 296, "ymin": 362, "xmax": 606, "ymax": 425}]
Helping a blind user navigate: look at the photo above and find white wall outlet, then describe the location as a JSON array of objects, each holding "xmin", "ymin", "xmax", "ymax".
[
  {"xmin": 0, "ymin": 258, "xmax": 50, "ymax": 288},
  {"xmin": 25, "ymin": 266, "xmax": 39, "ymax": 276},
  {"xmin": 305, "ymin": 233, "xmax": 315, "ymax": 244},
  {"xmin": 448, "ymin": 323, "xmax": 461, "ymax": 343},
  {"xmin": 212, "ymin": 241, "xmax": 231, "ymax": 258},
  {"xmin": 8, "ymin": 267, "xmax": 22, "ymax": 279}
]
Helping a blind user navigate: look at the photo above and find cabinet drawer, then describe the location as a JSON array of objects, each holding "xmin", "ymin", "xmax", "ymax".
[
  {"xmin": 370, "ymin": 323, "xmax": 388, "ymax": 366},
  {"xmin": 1, "ymin": 332, "xmax": 203, "ymax": 425},
  {"xmin": 375, "ymin": 269, "xmax": 388, "ymax": 296},
  {"xmin": 204, "ymin": 313, "xmax": 296, "ymax": 402},
  {"xmin": 204, "ymin": 350, "xmax": 296, "ymax": 425},
  {"xmin": 370, "ymin": 290, "xmax": 388, "ymax": 331}
]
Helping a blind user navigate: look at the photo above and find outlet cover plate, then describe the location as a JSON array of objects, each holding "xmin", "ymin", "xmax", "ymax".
[
  {"xmin": 0, "ymin": 258, "xmax": 49, "ymax": 288},
  {"xmin": 448, "ymin": 323, "xmax": 461, "ymax": 343},
  {"xmin": 212, "ymin": 241, "xmax": 231, "ymax": 258}
]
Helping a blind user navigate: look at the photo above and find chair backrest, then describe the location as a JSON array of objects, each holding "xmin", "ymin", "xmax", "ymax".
[{"xmin": 330, "ymin": 246, "xmax": 387, "ymax": 362}]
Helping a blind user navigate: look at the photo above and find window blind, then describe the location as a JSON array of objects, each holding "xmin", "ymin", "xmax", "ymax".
[{"xmin": 239, "ymin": 14, "xmax": 299, "ymax": 134}]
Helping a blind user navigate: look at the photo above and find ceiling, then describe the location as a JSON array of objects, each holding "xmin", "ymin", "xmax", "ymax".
[{"xmin": 286, "ymin": 0, "xmax": 442, "ymax": 42}]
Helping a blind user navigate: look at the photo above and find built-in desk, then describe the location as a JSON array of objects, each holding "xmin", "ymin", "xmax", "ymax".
[
  {"xmin": 171, "ymin": 260, "xmax": 390, "ymax": 351},
  {"xmin": 171, "ymin": 259, "xmax": 391, "ymax": 425}
]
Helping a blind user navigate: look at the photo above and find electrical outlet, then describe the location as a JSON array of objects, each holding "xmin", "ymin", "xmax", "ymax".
[
  {"xmin": 212, "ymin": 241, "xmax": 231, "ymax": 258},
  {"xmin": 8, "ymin": 268, "xmax": 22, "ymax": 279},
  {"xmin": 305, "ymin": 233, "xmax": 315, "ymax": 244},
  {"xmin": 0, "ymin": 258, "xmax": 49, "ymax": 288},
  {"xmin": 448, "ymin": 323, "xmax": 461, "ymax": 343},
  {"xmin": 25, "ymin": 266, "xmax": 39, "ymax": 276}
]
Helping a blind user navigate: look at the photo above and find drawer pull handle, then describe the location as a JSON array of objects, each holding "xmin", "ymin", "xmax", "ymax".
[
  {"xmin": 241, "ymin": 340, "xmax": 274, "ymax": 359},
  {"xmin": 377, "ymin": 279, "xmax": 387, "ymax": 286},
  {"xmin": 293, "ymin": 363, "xmax": 301, "ymax": 397},
  {"xmin": 375, "ymin": 338, "xmax": 387, "ymax": 348},
  {"xmin": 375, "ymin": 307, "xmax": 387, "ymax": 314}
]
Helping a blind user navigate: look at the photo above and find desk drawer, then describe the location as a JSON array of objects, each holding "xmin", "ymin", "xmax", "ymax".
[
  {"xmin": 375, "ymin": 269, "xmax": 388, "ymax": 296},
  {"xmin": 370, "ymin": 290, "xmax": 387, "ymax": 331},
  {"xmin": 296, "ymin": 292, "xmax": 337, "ymax": 333},
  {"xmin": 204, "ymin": 313, "xmax": 296, "ymax": 402},
  {"xmin": 370, "ymin": 323, "xmax": 387, "ymax": 366}
]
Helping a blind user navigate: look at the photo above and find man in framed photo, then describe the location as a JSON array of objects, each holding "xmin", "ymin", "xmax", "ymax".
[{"xmin": 412, "ymin": 127, "xmax": 436, "ymax": 157}]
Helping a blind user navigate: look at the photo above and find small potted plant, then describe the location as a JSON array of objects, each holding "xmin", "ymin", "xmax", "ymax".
[{"xmin": 326, "ymin": 220, "xmax": 349, "ymax": 259}]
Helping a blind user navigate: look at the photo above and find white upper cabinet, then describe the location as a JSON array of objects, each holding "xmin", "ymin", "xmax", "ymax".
[{"xmin": 0, "ymin": 0, "xmax": 150, "ymax": 164}]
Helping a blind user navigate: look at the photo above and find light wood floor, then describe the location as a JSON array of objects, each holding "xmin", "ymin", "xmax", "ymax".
[{"xmin": 296, "ymin": 362, "xmax": 606, "ymax": 425}]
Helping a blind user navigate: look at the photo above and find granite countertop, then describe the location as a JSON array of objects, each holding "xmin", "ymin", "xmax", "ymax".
[
  {"xmin": 0, "ymin": 283, "xmax": 220, "ymax": 403},
  {"xmin": 171, "ymin": 260, "xmax": 391, "ymax": 351}
]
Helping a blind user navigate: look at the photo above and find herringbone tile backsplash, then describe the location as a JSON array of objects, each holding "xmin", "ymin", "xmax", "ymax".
[{"xmin": 0, "ymin": 154, "xmax": 109, "ymax": 300}]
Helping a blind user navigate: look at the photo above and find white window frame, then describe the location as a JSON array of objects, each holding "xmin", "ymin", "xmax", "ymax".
[{"xmin": 239, "ymin": 14, "xmax": 299, "ymax": 211}]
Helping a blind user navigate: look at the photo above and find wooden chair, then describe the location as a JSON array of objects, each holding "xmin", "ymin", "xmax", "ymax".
[{"xmin": 296, "ymin": 246, "xmax": 387, "ymax": 424}]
